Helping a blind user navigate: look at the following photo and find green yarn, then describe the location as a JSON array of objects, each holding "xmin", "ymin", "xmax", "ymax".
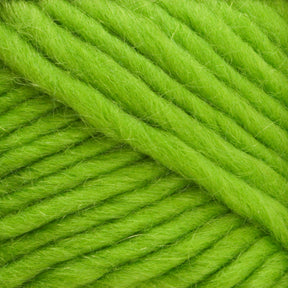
[
  {"xmin": 195, "ymin": 0, "xmax": 288, "ymax": 77},
  {"xmin": 37, "ymin": 0, "xmax": 288, "ymax": 180},
  {"xmin": 0, "ymin": 0, "xmax": 288, "ymax": 252},
  {"xmin": 262, "ymin": 0, "xmax": 288, "ymax": 22},
  {"xmin": 0, "ymin": 96, "xmax": 59, "ymax": 138},
  {"xmin": 1, "ymin": 19, "xmax": 288, "ymax": 251},
  {"xmin": 88, "ymin": 225, "xmax": 261, "ymax": 288},
  {"xmin": 198, "ymin": 238, "xmax": 281, "ymax": 288},
  {"xmin": 237, "ymin": 252, "xmax": 288, "ymax": 288},
  {"xmin": 274, "ymin": 273, "xmax": 288, "ymax": 288},
  {"xmin": 226, "ymin": 0, "xmax": 288, "ymax": 55},
  {"xmin": 0, "ymin": 173, "xmax": 187, "ymax": 265},
  {"xmin": 26, "ymin": 212, "xmax": 237, "ymax": 288},
  {"xmin": 0, "ymin": 68, "xmax": 15, "ymax": 95},
  {"xmin": 0, "ymin": 190, "xmax": 214, "ymax": 288},
  {"xmin": 0, "ymin": 87, "xmax": 38, "ymax": 114},
  {"xmin": 136, "ymin": 236, "xmax": 279, "ymax": 288},
  {"xmin": 5, "ymin": 1, "xmax": 288, "ymax": 204},
  {"xmin": 0, "ymin": 107, "xmax": 78, "ymax": 154},
  {"xmin": 0, "ymin": 0, "xmax": 287, "ymax": 287},
  {"xmin": 153, "ymin": 0, "xmax": 288, "ymax": 105},
  {"xmin": 109, "ymin": 0, "xmax": 288, "ymax": 131},
  {"xmin": 0, "ymin": 149, "xmax": 145, "ymax": 217},
  {"xmin": 0, "ymin": 122, "xmax": 94, "ymax": 178},
  {"xmin": 70, "ymin": 0, "xmax": 288, "ymax": 157},
  {"xmin": 0, "ymin": 137, "xmax": 116, "ymax": 195}
]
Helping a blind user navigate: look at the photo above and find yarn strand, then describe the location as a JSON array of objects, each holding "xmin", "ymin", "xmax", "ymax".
[
  {"xmin": 0, "ymin": 1, "xmax": 287, "ymax": 287},
  {"xmin": 0, "ymin": 190, "xmax": 217, "ymax": 288},
  {"xmin": 3, "ymin": 1, "xmax": 288, "ymax": 207},
  {"xmin": 153, "ymin": 0, "xmax": 288, "ymax": 106},
  {"xmin": 110, "ymin": 0, "xmax": 288, "ymax": 131},
  {"xmin": 38, "ymin": 0, "xmax": 288, "ymax": 180},
  {"xmin": 0, "ymin": 19, "xmax": 287, "ymax": 250},
  {"xmin": 0, "ymin": 137, "xmax": 117, "ymax": 196},
  {"xmin": 0, "ymin": 173, "xmax": 187, "ymax": 265}
]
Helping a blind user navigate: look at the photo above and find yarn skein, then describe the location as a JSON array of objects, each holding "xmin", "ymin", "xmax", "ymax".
[{"xmin": 0, "ymin": 0, "xmax": 287, "ymax": 287}]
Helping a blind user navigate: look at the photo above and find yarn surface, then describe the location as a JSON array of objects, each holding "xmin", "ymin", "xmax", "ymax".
[{"xmin": 0, "ymin": 0, "xmax": 287, "ymax": 287}]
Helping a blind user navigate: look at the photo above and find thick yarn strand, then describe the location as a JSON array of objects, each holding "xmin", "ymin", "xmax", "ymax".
[
  {"xmin": 226, "ymin": 0, "xmax": 288, "ymax": 55},
  {"xmin": 71, "ymin": 0, "xmax": 288, "ymax": 157},
  {"xmin": 0, "ymin": 160, "xmax": 164, "ymax": 240},
  {"xmin": 137, "ymin": 236, "xmax": 279, "ymax": 288},
  {"xmin": 88, "ymin": 226, "xmax": 262, "ymax": 288},
  {"xmin": 0, "ymin": 173, "xmax": 188, "ymax": 265},
  {"xmin": 0, "ymin": 122, "xmax": 94, "ymax": 179},
  {"xmin": 39, "ymin": 0, "xmax": 288, "ymax": 181},
  {"xmin": 0, "ymin": 107, "xmax": 78, "ymax": 154},
  {"xmin": 196, "ymin": 0, "xmax": 288, "ymax": 77},
  {"xmin": 0, "ymin": 191, "xmax": 217, "ymax": 288},
  {"xmin": 154, "ymin": 0, "xmax": 288, "ymax": 105},
  {"xmin": 22, "ymin": 214, "xmax": 242, "ymax": 288},
  {"xmin": 3, "ymin": 2, "xmax": 288, "ymax": 206},
  {"xmin": 0, "ymin": 21, "xmax": 287, "ymax": 249},
  {"xmin": 0, "ymin": 149, "xmax": 144, "ymax": 218},
  {"xmin": 0, "ymin": 137, "xmax": 117, "ymax": 196},
  {"xmin": 111, "ymin": 0, "xmax": 288, "ymax": 131}
]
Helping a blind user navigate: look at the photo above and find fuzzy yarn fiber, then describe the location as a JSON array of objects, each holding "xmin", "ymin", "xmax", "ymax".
[{"xmin": 0, "ymin": 0, "xmax": 288, "ymax": 287}]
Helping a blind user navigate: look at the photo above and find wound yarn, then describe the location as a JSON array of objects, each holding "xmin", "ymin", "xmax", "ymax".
[{"xmin": 0, "ymin": 0, "xmax": 287, "ymax": 287}]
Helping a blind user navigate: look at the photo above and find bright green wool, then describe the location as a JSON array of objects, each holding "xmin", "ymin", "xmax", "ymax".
[
  {"xmin": 152, "ymin": 0, "xmax": 288, "ymax": 106},
  {"xmin": 109, "ymin": 0, "xmax": 288, "ymax": 130},
  {"xmin": 0, "ymin": 68, "xmax": 15, "ymax": 95},
  {"xmin": 70, "ymin": 0, "xmax": 288, "ymax": 144},
  {"xmin": 194, "ymin": 0, "xmax": 288, "ymax": 77},
  {"xmin": 0, "ymin": 107, "xmax": 78, "ymax": 154},
  {"xmin": 226, "ymin": 0, "xmax": 288, "ymax": 55},
  {"xmin": 4, "ymin": 1, "xmax": 288, "ymax": 208},
  {"xmin": 135, "ymin": 236, "xmax": 280, "ymax": 288},
  {"xmin": 1, "ymin": 18, "xmax": 288, "ymax": 250},
  {"xmin": 35, "ymin": 0, "xmax": 288, "ymax": 183},
  {"xmin": 36, "ymin": 0, "xmax": 288, "ymax": 180},
  {"xmin": 0, "ymin": 0, "xmax": 287, "ymax": 287},
  {"xmin": 0, "ymin": 137, "xmax": 117, "ymax": 195}
]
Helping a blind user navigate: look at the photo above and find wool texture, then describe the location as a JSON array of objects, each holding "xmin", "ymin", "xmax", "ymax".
[{"xmin": 0, "ymin": 0, "xmax": 287, "ymax": 287}]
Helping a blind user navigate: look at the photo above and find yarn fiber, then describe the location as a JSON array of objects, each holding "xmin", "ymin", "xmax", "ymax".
[{"xmin": 0, "ymin": 0, "xmax": 287, "ymax": 287}]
